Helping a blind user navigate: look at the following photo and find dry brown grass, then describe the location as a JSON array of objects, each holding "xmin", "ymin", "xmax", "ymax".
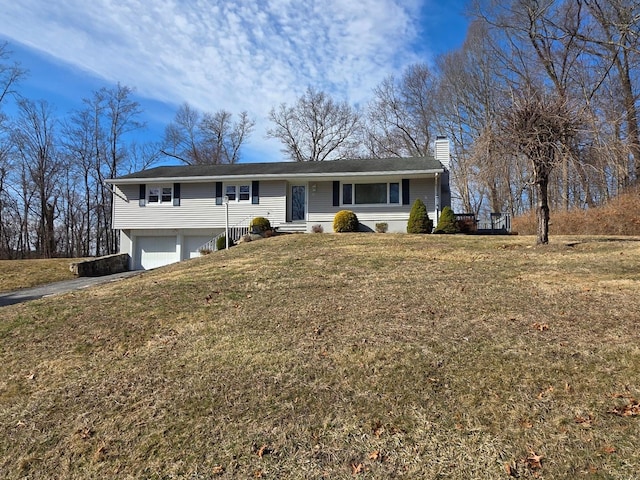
[
  {"xmin": 1, "ymin": 234, "xmax": 640, "ymax": 479},
  {"xmin": 512, "ymin": 187, "xmax": 640, "ymax": 236},
  {"xmin": 0, "ymin": 258, "xmax": 80, "ymax": 292}
]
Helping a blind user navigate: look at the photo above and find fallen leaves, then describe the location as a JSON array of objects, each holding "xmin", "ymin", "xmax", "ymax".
[
  {"xmin": 537, "ymin": 386, "xmax": 554, "ymax": 399},
  {"xmin": 608, "ymin": 397, "xmax": 640, "ymax": 417},
  {"xmin": 505, "ymin": 450, "xmax": 544, "ymax": 478},
  {"xmin": 574, "ymin": 414, "xmax": 593, "ymax": 427},
  {"xmin": 371, "ymin": 420, "xmax": 384, "ymax": 438},
  {"xmin": 368, "ymin": 450, "xmax": 381, "ymax": 461},
  {"xmin": 525, "ymin": 450, "xmax": 543, "ymax": 474},
  {"xmin": 520, "ymin": 419, "xmax": 533, "ymax": 429},
  {"xmin": 211, "ymin": 465, "xmax": 224, "ymax": 475},
  {"xmin": 532, "ymin": 322, "xmax": 549, "ymax": 332},
  {"xmin": 256, "ymin": 444, "xmax": 271, "ymax": 458},
  {"xmin": 504, "ymin": 461, "xmax": 518, "ymax": 477}
]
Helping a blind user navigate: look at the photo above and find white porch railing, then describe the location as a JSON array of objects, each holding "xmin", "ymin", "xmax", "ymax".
[{"xmin": 198, "ymin": 215, "xmax": 254, "ymax": 252}]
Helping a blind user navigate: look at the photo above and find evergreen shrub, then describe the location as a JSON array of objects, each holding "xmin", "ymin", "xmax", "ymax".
[
  {"xmin": 250, "ymin": 216, "xmax": 271, "ymax": 233},
  {"xmin": 216, "ymin": 235, "xmax": 234, "ymax": 250},
  {"xmin": 406, "ymin": 199, "xmax": 433, "ymax": 233},
  {"xmin": 434, "ymin": 206, "xmax": 459, "ymax": 234},
  {"xmin": 333, "ymin": 210, "xmax": 359, "ymax": 232}
]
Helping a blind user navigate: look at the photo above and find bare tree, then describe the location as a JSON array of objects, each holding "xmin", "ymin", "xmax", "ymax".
[
  {"xmin": 60, "ymin": 106, "xmax": 101, "ymax": 256},
  {"xmin": 501, "ymin": 88, "xmax": 580, "ymax": 244},
  {"xmin": 365, "ymin": 63, "xmax": 436, "ymax": 158},
  {"xmin": 96, "ymin": 84, "xmax": 143, "ymax": 254},
  {"xmin": 436, "ymin": 20, "xmax": 519, "ymax": 215},
  {"xmin": 11, "ymin": 99, "xmax": 61, "ymax": 257},
  {"xmin": 199, "ymin": 110, "xmax": 254, "ymax": 164},
  {"xmin": 163, "ymin": 103, "xmax": 254, "ymax": 165},
  {"xmin": 127, "ymin": 141, "xmax": 163, "ymax": 173},
  {"xmin": 0, "ymin": 42, "xmax": 26, "ymax": 106},
  {"xmin": 475, "ymin": 0, "xmax": 589, "ymax": 210},
  {"xmin": 0, "ymin": 43, "xmax": 26, "ymax": 258},
  {"xmin": 163, "ymin": 103, "xmax": 206, "ymax": 165},
  {"xmin": 58, "ymin": 84, "xmax": 144, "ymax": 256},
  {"xmin": 267, "ymin": 87, "xmax": 361, "ymax": 162},
  {"xmin": 579, "ymin": 0, "xmax": 640, "ymax": 182}
]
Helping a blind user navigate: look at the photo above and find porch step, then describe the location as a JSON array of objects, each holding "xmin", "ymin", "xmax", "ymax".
[{"xmin": 276, "ymin": 223, "xmax": 307, "ymax": 233}]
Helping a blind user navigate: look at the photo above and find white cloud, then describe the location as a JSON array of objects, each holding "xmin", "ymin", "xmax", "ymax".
[{"xmin": 0, "ymin": 0, "xmax": 429, "ymax": 161}]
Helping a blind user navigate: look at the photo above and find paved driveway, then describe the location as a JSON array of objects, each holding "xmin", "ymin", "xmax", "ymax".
[{"xmin": 0, "ymin": 270, "xmax": 143, "ymax": 307}]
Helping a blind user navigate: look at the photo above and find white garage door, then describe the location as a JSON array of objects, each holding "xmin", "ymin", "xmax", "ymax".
[
  {"xmin": 135, "ymin": 236, "xmax": 178, "ymax": 270},
  {"xmin": 184, "ymin": 236, "xmax": 214, "ymax": 259}
]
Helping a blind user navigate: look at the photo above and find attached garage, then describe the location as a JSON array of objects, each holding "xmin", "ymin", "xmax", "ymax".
[{"xmin": 134, "ymin": 236, "xmax": 179, "ymax": 270}]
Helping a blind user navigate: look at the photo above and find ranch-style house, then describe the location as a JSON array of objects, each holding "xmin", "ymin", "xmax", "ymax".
[{"xmin": 105, "ymin": 138, "xmax": 451, "ymax": 270}]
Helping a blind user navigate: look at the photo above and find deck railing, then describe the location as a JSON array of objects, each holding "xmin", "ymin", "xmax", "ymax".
[
  {"xmin": 198, "ymin": 216, "xmax": 254, "ymax": 252},
  {"xmin": 454, "ymin": 212, "xmax": 511, "ymax": 234}
]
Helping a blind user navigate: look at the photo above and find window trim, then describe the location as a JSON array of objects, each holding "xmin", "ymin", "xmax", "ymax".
[
  {"xmin": 224, "ymin": 183, "xmax": 252, "ymax": 203},
  {"xmin": 147, "ymin": 184, "xmax": 174, "ymax": 205},
  {"xmin": 341, "ymin": 181, "xmax": 402, "ymax": 206}
]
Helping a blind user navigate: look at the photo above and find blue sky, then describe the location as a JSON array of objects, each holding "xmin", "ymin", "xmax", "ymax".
[{"xmin": 0, "ymin": 0, "xmax": 470, "ymax": 164}]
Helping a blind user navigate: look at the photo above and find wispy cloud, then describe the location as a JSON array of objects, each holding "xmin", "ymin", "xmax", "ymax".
[{"xmin": 1, "ymin": 0, "xmax": 431, "ymax": 160}]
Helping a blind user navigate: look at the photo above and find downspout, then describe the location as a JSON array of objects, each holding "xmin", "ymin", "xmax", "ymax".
[{"xmin": 434, "ymin": 172, "xmax": 440, "ymax": 227}]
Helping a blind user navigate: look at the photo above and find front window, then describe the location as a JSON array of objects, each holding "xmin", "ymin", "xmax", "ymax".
[
  {"xmin": 148, "ymin": 185, "xmax": 172, "ymax": 204},
  {"xmin": 389, "ymin": 183, "xmax": 400, "ymax": 204},
  {"xmin": 355, "ymin": 183, "xmax": 387, "ymax": 204},
  {"xmin": 225, "ymin": 185, "xmax": 236, "ymax": 201},
  {"xmin": 343, "ymin": 184, "xmax": 352, "ymax": 205},
  {"xmin": 225, "ymin": 184, "xmax": 250, "ymax": 202},
  {"xmin": 239, "ymin": 185, "xmax": 250, "ymax": 201},
  {"xmin": 342, "ymin": 182, "xmax": 400, "ymax": 205}
]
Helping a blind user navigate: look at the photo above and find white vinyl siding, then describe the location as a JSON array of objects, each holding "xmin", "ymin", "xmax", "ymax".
[
  {"xmin": 112, "ymin": 181, "xmax": 287, "ymax": 230},
  {"xmin": 307, "ymin": 177, "xmax": 437, "ymax": 232}
]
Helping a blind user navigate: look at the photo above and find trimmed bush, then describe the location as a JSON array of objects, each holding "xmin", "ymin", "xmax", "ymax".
[
  {"xmin": 333, "ymin": 210, "xmax": 359, "ymax": 232},
  {"xmin": 407, "ymin": 199, "xmax": 433, "ymax": 233},
  {"xmin": 434, "ymin": 206, "xmax": 459, "ymax": 234},
  {"xmin": 250, "ymin": 216, "xmax": 271, "ymax": 233}
]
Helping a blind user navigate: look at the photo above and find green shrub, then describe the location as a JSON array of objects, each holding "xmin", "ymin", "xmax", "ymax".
[
  {"xmin": 216, "ymin": 235, "xmax": 234, "ymax": 250},
  {"xmin": 333, "ymin": 210, "xmax": 359, "ymax": 232},
  {"xmin": 250, "ymin": 216, "xmax": 271, "ymax": 233},
  {"xmin": 407, "ymin": 199, "xmax": 433, "ymax": 233},
  {"xmin": 434, "ymin": 206, "xmax": 459, "ymax": 234}
]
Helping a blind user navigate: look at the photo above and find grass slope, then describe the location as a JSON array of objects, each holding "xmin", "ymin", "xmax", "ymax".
[
  {"xmin": 1, "ymin": 234, "xmax": 640, "ymax": 479},
  {"xmin": 0, "ymin": 258, "xmax": 80, "ymax": 292}
]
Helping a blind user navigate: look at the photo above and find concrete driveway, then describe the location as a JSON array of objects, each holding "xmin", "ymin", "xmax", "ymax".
[{"xmin": 0, "ymin": 270, "xmax": 143, "ymax": 307}]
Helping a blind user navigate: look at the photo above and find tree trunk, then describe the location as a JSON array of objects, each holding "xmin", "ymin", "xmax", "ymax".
[{"xmin": 536, "ymin": 175, "xmax": 550, "ymax": 245}]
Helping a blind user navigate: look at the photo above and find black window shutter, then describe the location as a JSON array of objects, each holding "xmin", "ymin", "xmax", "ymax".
[
  {"xmin": 252, "ymin": 181, "xmax": 259, "ymax": 204},
  {"xmin": 173, "ymin": 183, "xmax": 181, "ymax": 206},
  {"xmin": 332, "ymin": 181, "xmax": 340, "ymax": 206},
  {"xmin": 402, "ymin": 179, "xmax": 410, "ymax": 205},
  {"xmin": 215, "ymin": 182, "xmax": 223, "ymax": 205},
  {"xmin": 139, "ymin": 184, "xmax": 146, "ymax": 207}
]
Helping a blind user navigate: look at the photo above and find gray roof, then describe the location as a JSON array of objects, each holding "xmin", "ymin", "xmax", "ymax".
[{"xmin": 109, "ymin": 156, "xmax": 444, "ymax": 183}]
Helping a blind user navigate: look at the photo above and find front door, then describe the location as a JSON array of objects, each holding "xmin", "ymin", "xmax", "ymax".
[{"xmin": 291, "ymin": 185, "xmax": 306, "ymax": 221}]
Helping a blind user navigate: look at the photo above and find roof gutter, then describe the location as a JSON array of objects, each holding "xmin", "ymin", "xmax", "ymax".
[{"xmin": 105, "ymin": 168, "xmax": 445, "ymax": 185}]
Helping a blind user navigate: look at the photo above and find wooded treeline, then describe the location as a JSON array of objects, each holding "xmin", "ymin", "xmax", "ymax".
[{"xmin": 0, "ymin": 0, "xmax": 638, "ymax": 257}]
